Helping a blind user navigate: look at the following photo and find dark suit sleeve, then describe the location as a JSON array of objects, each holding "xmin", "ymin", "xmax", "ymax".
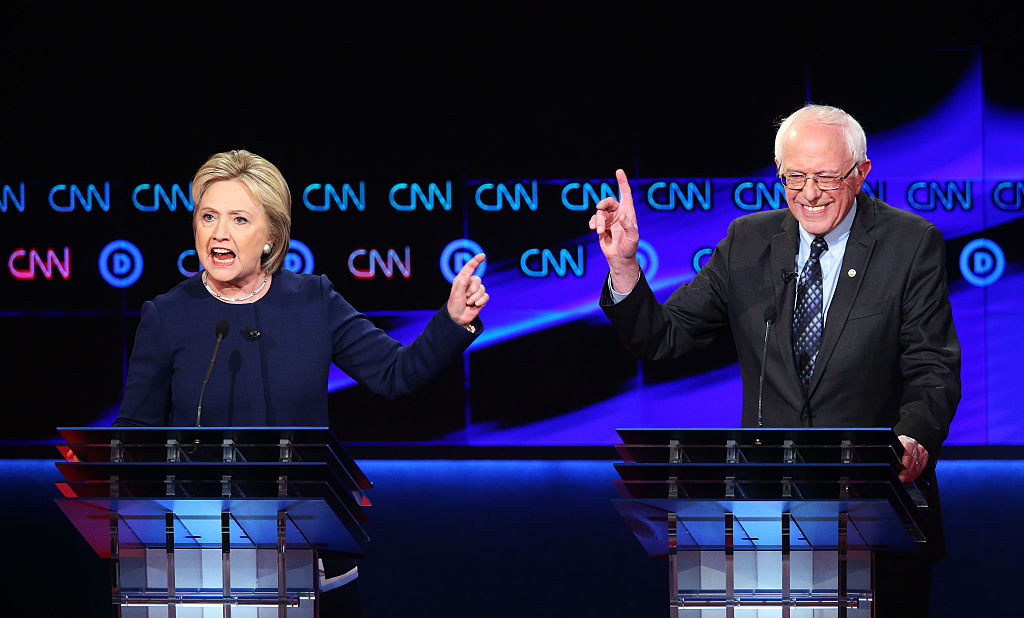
[
  {"xmin": 322, "ymin": 275, "xmax": 481, "ymax": 399},
  {"xmin": 113, "ymin": 300, "xmax": 173, "ymax": 426},
  {"xmin": 601, "ymin": 222, "xmax": 733, "ymax": 360},
  {"xmin": 892, "ymin": 225, "xmax": 961, "ymax": 455}
]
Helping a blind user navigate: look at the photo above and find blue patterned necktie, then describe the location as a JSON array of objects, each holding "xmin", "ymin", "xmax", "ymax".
[{"xmin": 793, "ymin": 236, "xmax": 829, "ymax": 390}]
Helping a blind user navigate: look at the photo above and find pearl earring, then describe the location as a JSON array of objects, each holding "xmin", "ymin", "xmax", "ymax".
[{"xmin": 263, "ymin": 243, "xmax": 271, "ymax": 255}]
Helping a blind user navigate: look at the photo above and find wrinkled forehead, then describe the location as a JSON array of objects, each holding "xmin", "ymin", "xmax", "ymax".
[
  {"xmin": 192, "ymin": 179, "xmax": 268, "ymax": 225},
  {"xmin": 778, "ymin": 121, "xmax": 851, "ymax": 170},
  {"xmin": 194, "ymin": 179, "xmax": 262, "ymax": 209}
]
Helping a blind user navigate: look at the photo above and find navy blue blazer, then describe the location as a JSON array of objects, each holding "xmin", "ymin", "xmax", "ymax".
[{"xmin": 114, "ymin": 269, "xmax": 480, "ymax": 427}]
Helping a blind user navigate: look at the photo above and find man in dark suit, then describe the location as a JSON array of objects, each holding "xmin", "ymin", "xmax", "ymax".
[{"xmin": 590, "ymin": 104, "xmax": 960, "ymax": 613}]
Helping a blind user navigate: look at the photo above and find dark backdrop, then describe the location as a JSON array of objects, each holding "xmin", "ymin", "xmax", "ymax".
[{"xmin": 2, "ymin": 4, "xmax": 1022, "ymax": 444}]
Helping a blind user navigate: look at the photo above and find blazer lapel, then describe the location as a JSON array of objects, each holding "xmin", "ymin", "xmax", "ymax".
[
  {"xmin": 808, "ymin": 197, "xmax": 877, "ymax": 396},
  {"xmin": 771, "ymin": 215, "xmax": 802, "ymax": 397}
]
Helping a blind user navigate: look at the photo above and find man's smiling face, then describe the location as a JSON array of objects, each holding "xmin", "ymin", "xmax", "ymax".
[{"xmin": 777, "ymin": 120, "xmax": 871, "ymax": 236}]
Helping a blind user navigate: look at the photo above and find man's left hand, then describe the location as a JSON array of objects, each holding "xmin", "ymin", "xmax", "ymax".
[
  {"xmin": 447, "ymin": 253, "xmax": 488, "ymax": 328},
  {"xmin": 898, "ymin": 435, "xmax": 929, "ymax": 483}
]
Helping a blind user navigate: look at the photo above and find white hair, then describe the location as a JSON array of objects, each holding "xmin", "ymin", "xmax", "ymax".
[{"xmin": 774, "ymin": 104, "xmax": 867, "ymax": 167}]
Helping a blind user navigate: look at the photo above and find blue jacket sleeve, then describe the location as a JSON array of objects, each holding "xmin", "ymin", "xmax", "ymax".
[
  {"xmin": 320, "ymin": 275, "xmax": 481, "ymax": 399},
  {"xmin": 113, "ymin": 300, "xmax": 172, "ymax": 426}
]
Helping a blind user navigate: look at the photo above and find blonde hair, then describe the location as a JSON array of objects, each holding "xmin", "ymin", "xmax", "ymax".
[{"xmin": 191, "ymin": 150, "xmax": 292, "ymax": 274}]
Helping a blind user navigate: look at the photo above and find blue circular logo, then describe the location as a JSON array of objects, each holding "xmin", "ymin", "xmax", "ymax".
[
  {"xmin": 284, "ymin": 239, "xmax": 315, "ymax": 274},
  {"xmin": 959, "ymin": 238, "xmax": 1004, "ymax": 287},
  {"xmin": 440, "ymin": 239, "xmax": 486, "ymax": 283},
  {"xmin": 98, "ymin": 240, "xmax": 144, "ymax": 288},
  {"xmin": 691, "ymin": 247, "xmax": 713, "ymax": 274},
  {"xmin": 176, "ymin": 249, "xmax": 202, "ymax": 277},
  {"xmin": 635, "ymin": 240, "xmax": 660, "ymax": 281}
]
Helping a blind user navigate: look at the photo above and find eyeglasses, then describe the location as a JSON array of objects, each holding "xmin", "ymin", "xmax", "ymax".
[{"xmin": 778, "ymin": 164, "xmax": 858, "ymax": 191}]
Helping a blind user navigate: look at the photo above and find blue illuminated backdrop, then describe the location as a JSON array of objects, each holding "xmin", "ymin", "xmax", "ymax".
[{"xmin": 0, "ymin": 48, "xmax": 1020, "ymax": 447}]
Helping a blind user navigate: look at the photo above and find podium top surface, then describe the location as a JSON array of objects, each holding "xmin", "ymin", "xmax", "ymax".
[
  {"xmin": 55, "ymin": 426, "xmax": 369, "ymax": 487},
  {"xmin": 616, "ymin": 428, "xmax": 905, "ymax": 465},
  {"xmin": 58, "ymin": 426, "xmax": 338, "ymax": 444},
  {"xmin": 616, "ymin": 427, "xmax": 901, "ymax": 448},
  {"xmin": 611, "ymin": 428, "xmax": 929, "ymax": 556},
  {"xmin": 54, "ymin": 427, "xmax": 374, "ymax": 556}
]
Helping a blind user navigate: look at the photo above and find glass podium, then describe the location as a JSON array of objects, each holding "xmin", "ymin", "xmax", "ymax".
[
  {"xmin": 54, "ymin": 427, "xmax": 372, "ymax": 617},
  {"xmin": 613, "ymin": 428, "xmax": 931, "ymax": 618}
]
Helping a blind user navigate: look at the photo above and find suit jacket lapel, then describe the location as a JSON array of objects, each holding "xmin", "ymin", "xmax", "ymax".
[
  {"xmin": 808, "ymin": 196, "xmax": 878, "ymax": 396},
  {"xmin": 771, "ymin": 215, "xmax": 802, "ymax": 396}
]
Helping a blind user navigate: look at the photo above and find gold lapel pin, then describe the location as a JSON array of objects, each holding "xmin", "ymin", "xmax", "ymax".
[{"xmin": 848, "ymin": 269, "xmax": 857, "ymax": 278}]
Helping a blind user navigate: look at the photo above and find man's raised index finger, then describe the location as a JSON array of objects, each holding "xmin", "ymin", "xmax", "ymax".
[{"xmin": 615, "ymin": 168, "xmax": 633, "ymax": 201}]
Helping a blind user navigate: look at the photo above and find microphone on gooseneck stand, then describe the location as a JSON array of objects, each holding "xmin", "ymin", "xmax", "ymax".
[
  {"xmin": 757, "ymin": 306, "xmax": 777, "ymax": 428},
  {"xmin": 196, "ymin": 320, "xmax": 229, "ymax": 427}
]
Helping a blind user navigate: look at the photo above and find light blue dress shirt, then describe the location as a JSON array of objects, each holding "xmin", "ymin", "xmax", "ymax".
[{"xmin": 795, "ymin": 199, "xmax": 857, "ymax": 327}]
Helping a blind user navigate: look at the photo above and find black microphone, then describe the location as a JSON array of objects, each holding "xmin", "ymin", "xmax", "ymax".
[
  {"xmin": 244, "ymin": 325, "xmax": 261, "ymax": 340},
  {"xmin": 757, "ymin": 307, "xmax": 776, "ymax": 428},
  {"xmin": 196, "ymin": 320, "xmax": 229, "ymax": 427},
  {"xmin": 778, "ymin": 267, "xmax": 798, "ymax": 332}
]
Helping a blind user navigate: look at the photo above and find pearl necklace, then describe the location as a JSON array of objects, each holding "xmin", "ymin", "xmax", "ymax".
[{"xmin": 202, "ymin": 271, "xmax": 269, "ymax": 302}]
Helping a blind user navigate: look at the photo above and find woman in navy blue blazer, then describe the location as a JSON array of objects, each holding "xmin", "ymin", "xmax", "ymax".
[{"xmin": 114, "ymin": 149, "xmax": 488, "ymax": 427}]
